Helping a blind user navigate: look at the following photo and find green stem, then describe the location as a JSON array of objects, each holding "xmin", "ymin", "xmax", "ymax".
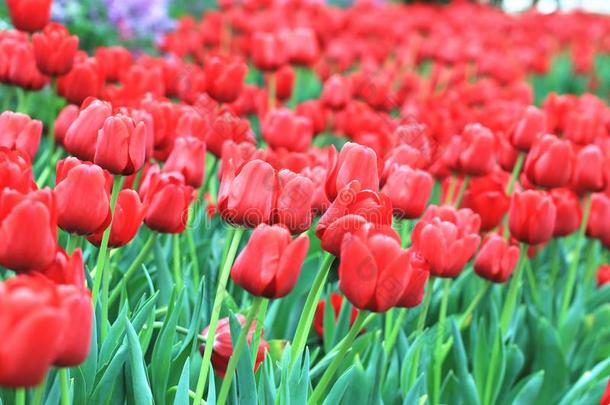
[
  {"xmin": 458, "ymin": 282, "xmax": 491, "ymax": 330},
  {"xmin": 524, "ymin": 258, "xmax": 540, "ymax": 306},
  {"xmin": 15, "ymin": 388, "xmax": 25, "ymax": 405},
  {"xmin": 454, "ymin": 175, "xmax": 470, "ymax": 208},
  {"xmin": 431, "ymin": 278, "xmax": 451, "ymax": 405},
  {"xmin": 307, "ymin": 311, "xmax": 369, "ymax": 405},
  {"xmin": 186, "ymin": 229, "xmax": 201, "ymax": 288},
  {"xmin": 193, "ymin": 227, "xmax": 245, "ymax": 405},
  {"xmin": 60, "ymin": 368, "xmax": 70, "ymax": 405},
  {"xmin": 108, "ymin": 232, "xmax": 158, "ymax": 307},
  {"xmin": 173, "ymin": 233, "xmax": 183, "ymax": 290},
  {"xmin": 251, "ymin": 298, "xmax": 269, "ymax": 364},
  {"xmin": 290, "ymin": 252, "xmax": 335, "ymax": 367},
  {"xmin": 46, "ymin": 78, "xmax": 58, "ymax": 157},
  {"xmin": 584, "ymin": 240, "xmax": 598, "ymax": 286},
  {"xmin": 96, "ymin": 176, "xmax": 125, "ymax": 341},
  {"xmin": 505, "ymin": 152, "xmax": 525, "ymax": 196},
  {"xmin": 549, "ymin": 238, "xmax": 561, "ymax": 287},
  {"xmin": 217, "ymin": 297, "xmax": 264, "ymax": 405},
  {"xmin": 384, "ymin": 308, "xmax": 408, "ymax": 355},
  {"xmin": 66, "ymin": 234, "xmax": 80, "ymax": 255},
  {"xmin": 559, "ymin": 194, "xmax": 592, "ymax": 324},
  {"xmin": 500, "ymin": 243, "xmax": 527, "ymax": 334},
  {"xmin": 400, "ymin": 219, "xmax": 411, "ymax": 248},
  {"xmin": 415, "ymin": 282, "xmax": 433, "ymax": 333},
  {"xmin": 32, "ymin": 377, "xmax": 46, "ymax": 405},
  {"xmin": 444, "ymin": 176, "xmax": 457, "ymax": 205}
]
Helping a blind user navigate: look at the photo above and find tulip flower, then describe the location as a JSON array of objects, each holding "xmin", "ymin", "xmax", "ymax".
[
  {"xmin": 317, "ymin": 181, "xmax": 393, "ymax": 256},
  {"xmin": 5, "ymin": 40, "xmax": 49, "ymax": 90},
  {"xmin": 7, "ymin": 0, "xmax": 52, "ymax": 33},
  {"xmin": 38, "ymin": 249, "xmax": 92, "ymax": 367},
  {"xmin": 54, "ymin": 158, "xmax": 111, "ymax": 235},
  {"xmin": 282, "ymin": 27, "xmax": 320, "ymax": 66},
  {"xmin": 460, "ymin": 170, "xmax": 511, "ymax": 231},
  {"xmin": 510, "ymin": 106, "xmax": 546, "ymax": 151},
  {"xmin": 325, "ymin": 143, "xmax": 380, "ymax": 201},
  {"xmin": 274, "ymin": 170, "xmax": 315, "ymax": 233},
  {"xmin": 199, "ymin": 315, "xmax": 269, "ymax": 377},
  {"xmin": 524, "ymin": 134, "xmax": 574, "ymax": 189},
  {"xmin": 0, "ymin": 275, "xmax": 65, "ymax": 387},
  {"xmin": 204, "ymin": 55, "xmax": 248, "ymax": 103},
  {"xmin": 163, "ymin": 136, "xmax": 206, "ymax": 188},
  {"xmin": 0, "ymin": 111, "xmax": 42, "ymax": 160},
  {"xmin": 54, "ymin": 105, "xmax": 79, "ymax": 147},
  {"xmin": 94, "ymin": 114, "xmax": 147, "ymax": 176},
  {"xmin": 205, "ymin": 109, "xmax": 256, "ymax": 158},
  {"xmin": 338, "ymin": 224, "xmax": 411, "ymax": 312},
  {"xmin": 313, "ymin": 293, "xmax": 359, "ymax": 338},
  {"xmin": 251, "ymin": 32, "xmax": 288, "ymax": 71},
  {"xmin": 87, "ymin": 189, "xmax": 145, "ymax": 248},
  {"xmin": 301, "ymin": 166, "xmax": 331, "ymax": 215},
  {"xmin": 571, "ymin": 145, "xmax": 608, "ymax": 195},
  {"xmin": 57, "ymin": 56, "xmax": 104, "ymax": 105},
  {"xmin": 586, "ymin": 193, "xmax": 610, "ymax": 241},
  {"xmin": 218, "ymin": 159, "xmax": 277, "ymax": 228},
  {"xmin": 64, "ymin": 98, "xmax": 113, "ymax": 162},
  {"xmin": 262, "ymin": 108, "xmax": 313, "ymax": 153},
  {"xmin": 274, "ymin": 65, "xmax": 295, "ymax": 102},
  {"xmin": 474, "ymin": 234, "xmax": 521, "ymax": 283},
  {"xmin": 0, "ymin": 189, "xmax": 57, "ymax": 272},
  {"xmin": 321, "ymin": 74, "xmax": 351, "ymax": 110},
  {"xmin": 381, "ymin": 165, "xmax": 433, "ymax": 219},
  {"xmin": 95, "ymin": 46, "xmax": 133, "ymax": 82},
  {"xmin": 411, "ymin": 205, "xmax": 481, "ymax": 278},
  {"xmin": 597, "ymin": 265, "xmax": 610, "ymax": 288},
  {"xmin": 550, "ymin": 188, "xmax": 582, "ymax": 237},
  {"xmin": 295, "ymin": 100, "xmax": 327, "ymax": 135},
  {"xmin": 0, "ymin": 147, "xmax": 35, "ymax": 193},
  {"xmin": 445, "ymin": 124, "xmax": 496, "ymax": 177},
  {"xmin": 508, "ymin": 190, "xmax": 556, "ymax": 245},
  {"xmin": 32, "ymin": 23, "xmax": 79, "ymax": 77},
  {"xmin": 141, "ymin": 170, "xmax": 194, "ymax": 234},
  {"xmin": 395, "ymin": 249, "xmax": 430, "ymax": 308},
  {"xmin": 231, "ymin": 224, "xmax": 309, "ymax": 298}
]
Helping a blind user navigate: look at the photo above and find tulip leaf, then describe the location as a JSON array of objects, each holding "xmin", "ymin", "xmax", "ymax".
[
  {"xmin": 173, "ymin": 357, "xmax": 190, "ymax": 405},
  {"xmin": 510, "ymin": 371, "xmax": 545, "ymax": 405},
  {"xmin": 321, "ymin": 366, "xmax": 354, "ymax": 405},
  {"xmin": 74, "ymin": 311, "xmax": 98, "ymax": 402},
  {"xmin": 98, "ymin": 303, "xmax": 128, "ymax": 369},
  {"xmin": 402, "ymin": 374, "xmax": 426, "ymax": 405},
  {"xmin": 153, "ymin": 239, "xmax": 174, "ymax": 305},
  {"xmin": 331, "ymin": 299, "xmax": 354, "ymax": 349},
  {"xmin": 229, "ymin": 312, "xmax": 257, "ymax": 405},
  {"xmin": 126, "ymin": 320, "xmax": 153, "ymax": 405},
  {"xmin": 323, "ymin": 295, "xmax": 336, "ymax": 353},
  {"xmin": 450, "ymin": 321, "xmax": 480, "ymax": 405},
  {"xmin": 90, "ymin": 343, "xmax": 128, "ymax": 404},
  {"xmin": 531, "ymin": 317, "xmax": 568, "ymax": 403}
]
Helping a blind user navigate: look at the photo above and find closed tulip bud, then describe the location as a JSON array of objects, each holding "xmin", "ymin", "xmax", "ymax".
[
  {"xmin": 251, "ymin": 32, "xmax": 288, "ymax": 71},
  {"xmin": 0, "ymin": 111, "xmax": 42, "ymax": 160},
  {"xmin": 262, "ymin": 109, "xmax": 313, "ymax": 153},
  {"xmin": 282, "ymin": 27, "xmax": 320, "ymax": 66},
  {"xmin": 411, "ymin": 205, "xmax": 481, "ymax": 278},
  {"xmin": 508, "ymin": 190, "xmax": 556, "ymax": 245},
  {"xmin": 218, "ymin": 159, "xmax": 277, "ymax": 227},
  {"xmin": 87, "ymin": 189, "xmax": 145, "ymax": 248},
  {"xmin": 0, "ymin": 275, "xmax": 65, "ymax": 387},
  {"xmin": 0, "ymin": 147, "xmax": 35, "ymax": 193},
  {"xmin": 7, "ymin": 0, "xmax": 52, "ymax": 33},
  {"xmin": 0, "ymin": 189, "xmax": 57, "ymax": 272},
  {"xmin": 57, "ymin": 55, "xmax": 104, "ymax": 105},
  {"xmin": 325, "ymin": 143, "xmax": 379, "ymax": 201},
  {"xmin": 313, "ymin": 293, "xmax": 359, "ymax": 338},
  {"xmin": 6, "ymin": 41, "xmax": 49, "ymax": 90},
  {"xmin": 317, "ymin": 181, "xmax": 392, "ymax": 256},
  {"xmin": 456, "ymin": 124, "xmax": 496, "ymax": 176},
  {"xmin": 474, "ymin": 234, "xmax": 520, "ymax": 283},
  {"xmin": 204, "ymin": 55, "xmax": 247, "ymax": 103},
  {"xmin": 95, "ymin": 46, "xmax": 133, "ymax": 82},
  {"xmin": 587, "ymin": 193, "xmax": 610, "ymax": 240},
  {"xmin": 550, "ymin": 188, "xmax": 582, "ymax": 237},
  {"xmin": 231, "ymin": 224, "xmax": 309, "ymax": 298},
  {"xmin": 199, "ymin": 315, "xmax": 269, "ymax": 377},
  {"xmin": 274, "ymin": 65, "xmax": 295, "ymax": 102},
  {"xmin": 321, "ymin": 74, "xmax": 351, "ymax": 110},
  {"xmin": 54, "ymin": 158, "xmax": 111, "ymax": 235},
  {"xmin": 381, "ymin": 165, "xmax": 433, "ymax": 219},
  {"xmin": 32, "ymin": 23, "xmax": 79, "ymax": 76},
  {"xmin": 273, "ymin": 170, "xmax": 315, "ymax": 233},
  {"xmin": 206, "ymin": 109, "xmax": 256, "ymax": 158},
  {"xmin": 396, "ymin": 249, "xmax": 430, "ymax": 308},
  {"xmin": 295, "ymin": 100, "xmax": 326, "ymax": 135},
  {"xmin": 301, "ymin": 166, "xmax": 331, "ymax": 215},
  {"xmin": 524, "ymin": 134, "xmax": 574, "ymax": 189},
  {"xmin": 94, "ymin": 114, "xmax": 147, "ymax": 175},
  {"xmin": 141, "ymin": 170, "xmax": 193, "ymax": 234},
  {"xmin": 338, "ymin": 224, "xmax": 410, "ymax": 312},
  {"xmin": 219, "ymin": 141, "xmax": 267, "ymax": 179},
  {"xmin": 510, "ymin": 106, "xmax": 546, "ymax": 151},
  {"xmin": 38, "ymin": 248, "xmax": 92, "ymax": 367},
  {"xmin": 64, "ymin": 98, "xmax": 112, "ymax": 162},
  {"xmin": 54, "ymin": 104, "xmax": 79, "ymax": 147},
  {"xmin": 461, "ymin": 170, "xmax": 512, "ymax": 231},
  {"xmin": 571, "ymin": 145, "xmax": 609, "ymax": 195},
  {"xmin": 164, "ymin": 136, "xmax": 206, "ymax": 188}
]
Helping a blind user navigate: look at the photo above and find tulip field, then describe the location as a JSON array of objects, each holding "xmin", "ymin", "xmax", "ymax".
[{"xmin": 2, "ymin": 0, "xmax": 610, "ymax": 404}]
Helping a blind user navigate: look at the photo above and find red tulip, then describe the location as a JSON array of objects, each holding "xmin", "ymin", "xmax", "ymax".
[
  {"xmin": 381, "ymin": 165, "xmax": 433, "ymax": 219},
  {"xmin": 57, "ymin": 56, "xmax": 104, "ymax": 105},
  {"xmin": 32, "ymin": 23, "xmax": 79, "ymax": 76},
  {"xmin": 317, "ymin": 181, "xmax": 393, "ymax": 256},
  {"xmin": 54, "ymin": 158, "xmax": 111, "ymax": 235},
  {"xmin": 7, "ymin": 0, "xmax": 52, "ymax": 33},
  {"xmin": 301, "ymin": 166, "xmax": 330, "ymax": 215},
  {"xmin": 0, "ymin": 274, "xmax": 65, "ymax": 387},
  {"xmin": 199, "ymin": 315, "xmax": 269, "ymax": 377},
  {"xmin": 597, "ymin": 265, "xmax": 610, "ymax": 288},
  {"xmin": 508, "ymin": 190, "xmax": 556, "ymax": 245},
  {"xmin": 313, "ymin": 293, "xmax": 359, "ymax": 338},
  {"xmin": 550, "ymin": 188, "xmax": 582, "ymax": 237},
  {"xmin": 281, "ymin": 27, "xmax": 320, "ymax": 66},
  {"xmin": 94, "ymin": 114, "xmax": 147, "ymax": 176},
  {"xmin": 395, "ymin": 249, "xmax": 430, "ymax": 308},
  {"xmin": 87, "ymin": 189, "xmax": 145, "ymax": 248},
  {"xmin": 461, "ymin": 170, "xmax": 511, "ymax": 232},
  {"xmin": 4, "ymin": 39, "xmax": 50, "ymax": 90},
  {"xmin": 54, "ymin": 104, "xmax": 79, "ymax": 147},
  {"xmin": 274, "ymin": 170, "xmax": 314, "ymax": 233},
  {"xmin": 445, "ymin": 124, "xmax": 496, "ymax": 177},
  {"xmin": 600, "ymin": 379, "xmax": 610, "ymax": 405},
  {"xmin": 0, "ymin": 189, "xmax": 57, "ymax": 272},
  {"xmin": 274, "ymin": 65, "xmax": 295, "ymax": 102},
  {"xmin": 510, "ymin": 106, "xmax": 546, "ymax": 151},
  {"xmin": 474, "ymin": 234, "xmax": 521, "ymax": 283},
  {"xmin": 411, "ymin": 205, "xmax": 481, "ymax": 278},
  {"xmin": 231, "ymin": 224, "xmax": 309, "ymax": 298},
  {"xmin": 64, "ymin": 98, "xmax": 113, "ymax": 162},
  {"xmin": 251, "ymin": 32, "xmax": 288, "ymax": 71},
  {"xmin": 95, "ymin": 46, "xmax": 133, "ymax": 82},
  {"xmin": 163, "ymin": 136, "xmax": 206, "ymax": 188},
  {"xmin": 204, "ymin": 55, "xmax": 247, "ymax": 103},
  {"xmin": 205, "ymin": 109, "xmax": 256, "ymax": 158},
  {"xmin": 141, "ymin": 169, "xmax": 193, "ymax": 234},
  {"xmin": 295, "ymin": 100, "xmax": 326, "ymax": 135},
  {"xmin": 0, "ymin": 147, "xmax": 35, "ymax": 193},
  {"xmin": 321, "ymin": 74, "xmax": 351, "ymax": 110},
  {"xmin": 325, "ymin": 143, "xmax": 380, "ymax": 201},
  {"xmin": 587, "ymin": 193, "xmax": 610, "ymax": 241},
  {"xmin": 38, "ymin": 249, "xmax": 92, "ymax": 367},
  {"xmin": 338, "ymin": 223, "xmax": 410, "ymax": 312},
  {"xmin": 262, "ymin": 108, "xmax": 313, "ymax": 153},
  {"xmin": 0, "ymin": 111, "xmax": 42, "ymax": 160},
  {"xmin": 524, "ymin": 134, "xmax": 574, "ymax": 189},
  {"xmin": 571, "ymin": 145, "xmax": 609, "ymax": 195}
]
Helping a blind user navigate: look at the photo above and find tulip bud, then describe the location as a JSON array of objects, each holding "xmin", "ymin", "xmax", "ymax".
[
  {"xmin": 164, "ymin": 136, "xmax": 206, "ymax": 188},
  {"xmin": 94, "ymin": 114, "xmax": 147, "ymax": 175},
  {"xmin": 571, "ymin": 145, "xmax": 609, "ymax": 195},
  {"xmin": 64, "ymin": 98, "xmax": 113, "ymax": 162},
  {"xmin": 204, "ymin": 55, "xmax": 247, "ymax": 103},
  {"xmin": 32, "ymin": 23, "xmax": 79, "ymax": 76},
  {"xmin": 325, "ymin": 143, "xmax": 380, "ymax": 201},
  {"xmin": 274, "ymin": 65, "xmax": 295, "ymax": 102},
  {"xmin": 206, "ymin": 110, "xmax": 256, "ymax": 158},
  {"xmin": 262, "ymin": 108, "xmax": 313, "ymax": 153},
  {"xmin": 550, "ymin": 188, "xmax": 582, "ymax": 237},
  {"xmin": 474, "ymin": 234, "xmax": 521, "ymax": 283},
  {"xmin": 321, "ymin": 74, "xmax": 351, "ymax": 110},
  {"xmin": 461, "ymin": 170, "xmax": 511, "ymax": 232},
  {"xmin": 510, "ymin": 106, "xmax": 546, "ymax": 151},
  {"xmin": 381, "ymin": 165, "xmax": 433, "ymax": 219},
  {"xmin": 296, "ymin": 100, "xmax": 326, "ymax": 135},
  {"xmin": 524, "ymin": 134, "xmax": 574, "ymax": 189},
  {"xmin": 586, "ymin": 193, "xmax": 610, "ymax": 241},
  {"xmin": 395, "ymin": 249, "xmax": 430, "ymax": 308},
  {"xmin": 57, "ymin": 57, "xmax": 104, "ymax": 105},
  {"xmin": 0, "ymin": 147, "xmax": 35, "ymax": 193},
  {"xmin": 447, "ymin": 124, "xmax": 496, "ymax": 177},
  {"xmin": 251, "ymin": 32, "xmax": 288, "ymax": 71},
  {"xmin": 54, "ymin": 104, "xmax": 79, "ymax": 147},
  {"xmin": 0, "ymin": 111, "xmax": 42, "ymax": 160},
  {"xmin": 273, "ymin": 170, "xmax": 315, "ymax": 233},
  {"xmin": 508, "ymin": 190, "xmax": 556, "ymax": 245},
  {"xmin": 7, "ymin": 0, "xmax": 52, "ymax": 33},
  {"xmin": 95, "ymin": 46, "xmax": 133, "ymax": 82},
  {"xmin": 282, "ymin": 27, "xmax": 320, "ymax": 66},
  {"xmin": 141, "ymin": 169, "xmax": 193, "ymax": 234},
  {"xmin": 87, "ymin": 189, "xmax": 145, "ymax": 248},
  {"xmin": 313, "ymin": 293, "xmax": 359, "ymax": 338}
]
